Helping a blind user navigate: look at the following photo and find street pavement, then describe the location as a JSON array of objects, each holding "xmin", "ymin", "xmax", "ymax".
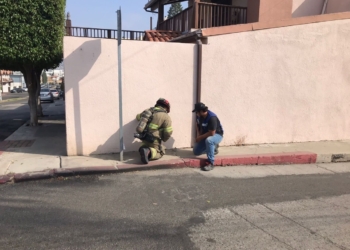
[
  {"xmin": 0, "ymin": 165, "xmax": 350, "ymax": 249},
  {"xmin": 0, "ymin": 96, "xmax": 61, "ymax": 142},
  {"xmin": 0, "ymin": 98, "xmax": 29, "ymax": 141}
]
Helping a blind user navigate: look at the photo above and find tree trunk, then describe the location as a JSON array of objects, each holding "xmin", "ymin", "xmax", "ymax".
[
  {"xmin": 22, "ymin": 66, "xmax": 43, "ymax": 126},
  {"xmin": 35, "ymin": 71, "xmax": 43, "ymax": 117},
  {"xmin": 28, "ymin": 87, "xmax": 38, "ymax": 126}
]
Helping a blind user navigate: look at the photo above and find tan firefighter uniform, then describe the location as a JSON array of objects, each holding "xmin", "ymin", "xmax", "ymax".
[{"xmin": 136, "ymin": 106, "xmax": 173, "ymax": 160}]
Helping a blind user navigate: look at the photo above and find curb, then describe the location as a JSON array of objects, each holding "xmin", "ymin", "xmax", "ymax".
[{"xmin": 1, "ymin": 151, "xmax": 349, "ymax": 185}]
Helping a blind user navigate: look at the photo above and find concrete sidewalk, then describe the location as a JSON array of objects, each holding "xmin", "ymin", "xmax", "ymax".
[{"xmin": 1, "ymin": 108, "xmax": 350, "ymax": 183}]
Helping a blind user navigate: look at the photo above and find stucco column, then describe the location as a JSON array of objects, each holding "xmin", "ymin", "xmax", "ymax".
[
  {"xmin": 247, "ymin": 0, "xmax": 293, "ymax": 23},
  {"xmin": 247, "ymin": 0, "xmax": 260, "ymax": 23}
]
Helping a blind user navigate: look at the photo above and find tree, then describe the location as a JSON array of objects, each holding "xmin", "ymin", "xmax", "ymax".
[
  {"xmin": 167, "ymin": 3, "xmax": 183, "ymax": 18},
  {"xmin": 0, "ymin": 0, "xmax": 66, "ymax": 126},
  {"xmin": 41, "ymin": 70, "xmax": 48, "ymax": 84}
]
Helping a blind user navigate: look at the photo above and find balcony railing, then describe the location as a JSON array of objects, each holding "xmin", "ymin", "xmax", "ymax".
[
  {"xmin": 197, "ymin": 2, "xmax": 247, "ymax": 28},
  {"xmin": 158, "ymin": 6, "xmax": 194, "ymax": 33},
  {"xmin": 157, "ymin": 3, "xmax": 247, "ymax": 32},
  {"xmin": 65, "ymin": 26, "xmax": 145, "ymax": 40}
]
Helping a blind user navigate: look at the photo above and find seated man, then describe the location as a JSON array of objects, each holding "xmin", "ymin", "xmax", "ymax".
[
  {"xmin": 192, "ymin": 102, "xmax": 224, "ymax": 171},
  {"xmin": 135, "ymin": 98, "xmax": 173, "ymax": 164}
]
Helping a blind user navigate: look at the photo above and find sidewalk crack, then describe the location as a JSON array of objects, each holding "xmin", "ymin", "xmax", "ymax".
[
  {"xmin": 316, "ymin": 164, "xmax": 337, "ymax": 174},
  {"xmin": 261, "ymin": 204, "xmax": 347, "ymax": 250},
  {"xmin": 265, "ymin": 165, "xmax": 281, "ymax": 174},
  {"xmin": 229, "ymin": 207, "xmax": 295, "ymax": 250},
  {"xmin": 181, "ymin": 158, "xmax": 189, "ymax": 167},
  {"xmin": 315, "ymin": 198, "xmax": 350, "ymax": 210},
  {"xmin": 4, "ymin": 161, "xmax": 12, "ymax": 175}
]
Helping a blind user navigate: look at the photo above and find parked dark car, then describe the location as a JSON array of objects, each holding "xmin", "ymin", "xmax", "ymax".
[{"xmin": 10, "ymin": 88, "xmax": 24, "ymax": 93}]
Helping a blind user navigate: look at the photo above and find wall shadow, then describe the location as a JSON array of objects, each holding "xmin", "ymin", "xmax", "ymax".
[
  {"xmin": 0, "ymin": 100, "xmax": 67, "ymax": 156},
  {"xmin": 64, "ymin": 39, "xmax": 102, "ymax": 155},
  {"xmin": 89, "ymin": 116, "xmax": 176, "ymax": 164}
]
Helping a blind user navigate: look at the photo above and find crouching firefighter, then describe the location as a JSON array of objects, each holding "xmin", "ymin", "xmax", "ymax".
[{"xmin": 135, "ymin": 98, "xmax": 173, "ymax": 164}]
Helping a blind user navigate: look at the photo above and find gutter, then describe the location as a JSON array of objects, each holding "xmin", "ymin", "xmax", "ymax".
[
  {"xmin": 169, "ymin": 30, "xmax": 203, "ymax": 103},
  {"xmin": 145, "ymin": 9, "xmax": 158, "ymax": 13},
  {"xmin": 144, "ymin": 0, "xmax": 159, "ymax": 11},
  {"xmin": 322, "ymin": 0, "xmax": 329, "ymax": 14},
  {"xmin": 196, "ymin": 37, "xmax": 202, "ymax": 103}
]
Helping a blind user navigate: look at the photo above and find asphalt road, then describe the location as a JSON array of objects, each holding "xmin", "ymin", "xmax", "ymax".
[
  {"xmin": 0, "ymin": 97, "xmax": 59, "ymax": 141},
  {"xmin": 0, "ymin": 165, "xmax": 350, "ymax": 249}
]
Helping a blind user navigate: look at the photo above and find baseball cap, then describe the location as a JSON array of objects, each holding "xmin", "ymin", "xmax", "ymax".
[{"xmin": 192, "ymin": 102, "xmax": 207, "ymax": 112}]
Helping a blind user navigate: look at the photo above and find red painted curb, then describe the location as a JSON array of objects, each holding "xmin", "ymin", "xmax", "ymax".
[
  {"xmin": 117, "ymin": 159, "xmax": 187, "ymax": 171},
  {"xmin": 184, "ymin": 159, "xmax": 201, "ymax": 168},
  {"xmin": 293, "ymin": 152, "xmax": 317, "ymax": 164},
  {"xmin": 14, "ymin": 170, "xmax": 55, "ymax": 183},
  {"xmin": 0, "ymin": 175, "xmax": 11, "ymax": 184},
  {"xmin": 180, "ymin": 152, "xmax": 317, "ymax": 168},
  {"xmin": 221, "ymin": 155, "xmax": 259, "ymax": 166},
  {"xmin": 257, "ymin": 152, "xmax": 317, "ymax": 165},
  {"xmin": 54, "ymin": 168, "xmax": 74, "ymax": 176},
  {"xmin": 59, "ymin": 166, "xmax": 118, "ymax": 175},
  {"xmin": 1, "ymin": 151, "xmax": 319, "ymax": 184}
]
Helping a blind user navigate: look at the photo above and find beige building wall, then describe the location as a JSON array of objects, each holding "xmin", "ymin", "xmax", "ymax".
[
  {"xmin": 64, "ymin": 37, "xmax": 196, "ymax": 155},
  {"xmin": 202, "ymin": 18, "xmax": 350, "ymax": 146}
]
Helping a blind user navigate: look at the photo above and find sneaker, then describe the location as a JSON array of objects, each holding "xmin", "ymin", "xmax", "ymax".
[
  {"xmin": 201, "ymin": 161, "xmax": 214, "ymax": 171},
  {"xmin": 139, "ymin": 148, "xmax": 150, "ymax": 164},
  {"xmin": 214, "ymin": 144, "xmax": 219, "ymax": 155}
]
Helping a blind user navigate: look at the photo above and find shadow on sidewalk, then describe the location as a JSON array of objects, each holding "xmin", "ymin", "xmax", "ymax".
[
  {"xmin": 3, "ymin": 100, "xmax": 67, "ymax": 156},
  {"xmin": 88, "ymin": 119, "xmax": 176, "ymax": 165}
]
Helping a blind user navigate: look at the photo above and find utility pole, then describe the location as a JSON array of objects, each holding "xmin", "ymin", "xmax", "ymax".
[{"xmin": 117, "ymin": 8, "xmax": 124, "ymax": 162}]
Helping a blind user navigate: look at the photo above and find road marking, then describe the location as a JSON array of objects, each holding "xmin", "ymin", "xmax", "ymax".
[
  {"xmin": 189, "ymin": 194, "xmax": 350, "ymax": 249},
  {"xmin": 194, "ymin": 163, "xmax": 349, "ymax": 179}
]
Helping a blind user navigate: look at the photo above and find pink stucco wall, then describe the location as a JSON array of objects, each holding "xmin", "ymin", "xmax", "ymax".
[
  {"xmin": 293, "ymin": 0, "xmax": 350, "ymax": 17},
  {"xmin": 64, "ymin": 37, "xmax": 196, "ymax": 155},
  {"xmin": 64, "ymin": 18, "xmax": 350, "ymax": 156},
  {"xmin": 201, "ymin": 18, "xmax": 350, "ymax": 146}
]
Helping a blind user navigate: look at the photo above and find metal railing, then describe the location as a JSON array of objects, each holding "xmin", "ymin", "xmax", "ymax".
[
  {"xmin": 157, "ymin": 3, "xmax": 247, "ymax": 32},
  {"xmin": 65, "ymin": 26, "xmax": 145, "ymax": 40},
  {"xmin": 158, "ymin": 6, "xmax": 194, "ymax": 32},
  {"xmin": 197, "ymin": 3, "xmax": 247, "ymax": 28}
]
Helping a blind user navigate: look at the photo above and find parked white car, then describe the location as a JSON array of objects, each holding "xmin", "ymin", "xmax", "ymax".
[
  {"xmin": 50, "ymin": 89, "xmax": 60, "ymax": 100},
  {"xmin": 39, "ymin": 88, "xmax": 54, "ymax": 103}
]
